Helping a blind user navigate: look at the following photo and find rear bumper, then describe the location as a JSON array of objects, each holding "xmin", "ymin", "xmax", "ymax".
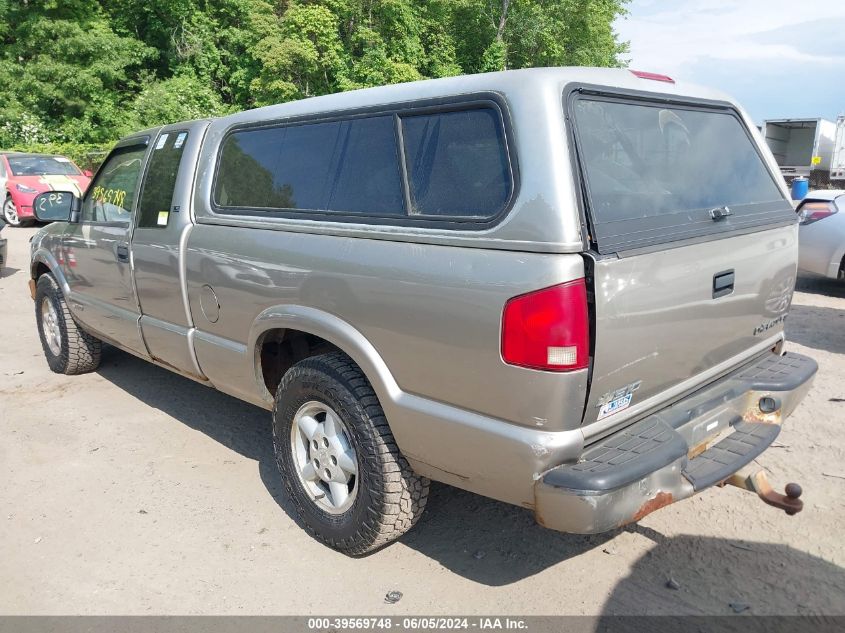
[{"xmin": 534, "ymin": 352, "xmax": 817, "ymax": 533}]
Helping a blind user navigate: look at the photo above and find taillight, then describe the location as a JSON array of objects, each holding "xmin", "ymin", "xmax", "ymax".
[
  {"xmin": 798, "ymin": 201, "xmax": 838, "ymax": 225},
  {"xmin": 501, "ymin": 279, "xmax": 590, "ymax": 372}
]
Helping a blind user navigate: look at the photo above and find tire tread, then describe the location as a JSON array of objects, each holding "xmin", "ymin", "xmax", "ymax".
[
  {"xmin": 35, "ymin": 273, "xmax": 101, "ymax": 375},
  {"xmin": 274, "ymin": 351, "xmax": 429, "ymax": 555}
]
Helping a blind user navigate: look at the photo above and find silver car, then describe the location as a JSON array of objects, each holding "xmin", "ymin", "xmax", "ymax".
[
  {"xmin": 797, "ymin": 189, "xmax": 845, "ymax": 279},
  {"xmin": 28, "ymin": 68, "xmax": 816, "ymax": 554}
]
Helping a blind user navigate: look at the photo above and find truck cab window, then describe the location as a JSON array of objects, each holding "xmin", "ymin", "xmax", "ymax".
[
  {"xmin": 82, "ymin": 145, "xmax": 147, "ymax": 224},
  {"xmin": 138, "ymin": 131, "xmax": 189, "ymax": 228}
]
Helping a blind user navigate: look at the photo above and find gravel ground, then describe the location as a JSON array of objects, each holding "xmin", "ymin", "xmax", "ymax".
[{"xmin": 1, "ymin": 225, "xmax": 844, "ymax": 616}]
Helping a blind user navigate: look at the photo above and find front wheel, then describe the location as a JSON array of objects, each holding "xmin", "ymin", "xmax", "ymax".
[
  {"xmin": 35, "ymin": 273, "xmax": 102, "ymax": 374},
  {"xmin": 273, "ymin": 352, "xmax": 429, "ymax": 555},
  {"xmin": 3, "ymin": 196, "xmax": 21, "ymax": 226}
]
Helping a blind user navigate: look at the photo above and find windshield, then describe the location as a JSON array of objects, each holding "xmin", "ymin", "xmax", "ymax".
[
  {"xmin": 572, "ymin": 97, "xmax": 792, "ymax": 252},
  {"xmin": 7, "ymin": 155, "xmax": 81, "ymax": 176}
]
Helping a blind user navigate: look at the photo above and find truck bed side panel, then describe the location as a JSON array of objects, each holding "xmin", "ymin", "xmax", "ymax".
[{"xmin": 184, "ymin": 224, "xmax": 588, "ymax": 432}]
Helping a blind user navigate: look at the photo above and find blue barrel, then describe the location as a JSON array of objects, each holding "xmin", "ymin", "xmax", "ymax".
[{"xmin": 791, "ymin": 177, "xmax": 809, "ymax": 200}]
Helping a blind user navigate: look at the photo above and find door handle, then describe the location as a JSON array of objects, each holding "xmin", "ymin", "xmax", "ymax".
[
  {"xmin": 709, "ymin": 206, "xmax": 732, "ymax": 221},
  {"xmin": 713, "ymin": 269, "xmax": 735, "ymax": 298},
  {"xmin": 116, "ymin": 243, "xmax": 130, "ymax": 262}
]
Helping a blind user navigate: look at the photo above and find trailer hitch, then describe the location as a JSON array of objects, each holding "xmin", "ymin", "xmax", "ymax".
[{"xmin": 724, "ymin": 467, "xmax": 803, "ymax": 515}]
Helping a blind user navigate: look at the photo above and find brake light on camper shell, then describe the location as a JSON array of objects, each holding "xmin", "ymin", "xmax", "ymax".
[
  {"xmin": 501, "ymin": 279, "xmax": 590, "ymax": 372},
  {"xmin": 798, "ymin": 201, "xmax": 838, "ymax": 225},
  {"xmin": 630, "ymin": 70, "xmax": 675, "ymax": 83}
]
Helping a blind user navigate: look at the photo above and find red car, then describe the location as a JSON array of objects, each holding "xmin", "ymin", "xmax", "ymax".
[{"xmin": 1, "ymin": 153, "xmax": 91, "ymax": 226}]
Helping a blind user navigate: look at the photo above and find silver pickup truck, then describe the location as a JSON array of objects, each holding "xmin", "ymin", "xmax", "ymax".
[{"xmin": 29, "ymin": 67, "xmax": 816, "ymax": 555}]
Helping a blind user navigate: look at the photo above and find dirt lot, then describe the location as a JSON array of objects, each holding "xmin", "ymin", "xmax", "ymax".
[{"xmin": 1, "ymin": 225, "xmax": 844, "ymax": 616}]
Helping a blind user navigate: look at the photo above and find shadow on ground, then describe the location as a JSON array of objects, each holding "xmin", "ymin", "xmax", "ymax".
[
  {"xmin": 95, "ymin": 347, "xmax": 845, "ymax": 605},
  {"xmin": 94, "ymin": 346, "xmax": 616, "ymax": 583},
  {"xmin": 786, "ymin": 303, "xmax": 845, "ymax": 355},
  {"xmin": 795, "ymin": 274, "xmax": 845, "ymax": 299},
  {"xmin": 400, "ymin": 482, "xmax": 617, "ymax": 584},
  {"xmin": 599, "ymin": 526, "xmax": 845, "ymax": 618},
  {"xmin": 95, "ymin": 346, "xmax": 298, "ymax": 520}
]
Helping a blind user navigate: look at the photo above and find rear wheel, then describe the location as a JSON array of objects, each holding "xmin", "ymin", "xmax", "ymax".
[
  {"xmin": 3, "ymin": 196, "xmax": 21, "ymax": 226},
  {"xmin": 273, "ymin": 352, "xmax": 429, "ymax": 555},
  {"xmin": 35, "ymin": 273, "xmax": 102, "ymax": 374}
]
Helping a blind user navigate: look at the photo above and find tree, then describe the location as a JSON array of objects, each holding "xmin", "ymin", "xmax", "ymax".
[
  {"xmin": 127, "ymin": 74, "xmax": 231, "ymax": 129},
  {"xmin": 0, "ymin": 1, "xmax": 153, "ymax": 143},
  {"xmin": 453, "ymin": 0, "xmax": 628, "ymax": 73},
  {"xmin": 251, "ymin": 3, "xmax": 347, "ymax": 104},
  {"xmin": 0, "ymin": 0, "xmax": 629, "ymax": 150}
]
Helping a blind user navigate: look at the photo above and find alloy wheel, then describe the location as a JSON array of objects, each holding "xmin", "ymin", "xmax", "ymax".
[
  {"xmin": 289, "ymin": 401, "xmax": 359, "ymax": 514},
  {"xmin": 3, "ymin": 198, "xmax": 19, "ymax": 226},
  {"xmin": 40, "ymin": 297, "xmax": 62, "ymax": 356}
]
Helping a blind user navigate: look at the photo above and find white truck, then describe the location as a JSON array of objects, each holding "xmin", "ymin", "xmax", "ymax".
[
  {"xmin": 831, "ymin": 115, "xmax": 845, "ymax": 182},
  {"xmin": 762, "ymin": 117, "xmax": 837, "ymax": 182}
]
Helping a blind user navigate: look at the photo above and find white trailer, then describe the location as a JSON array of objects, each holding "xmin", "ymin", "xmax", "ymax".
[
  {"xmin": 831, "ymin": 115, "xmax": 845, "ymax": 182},
  {"xmin": 762, "ymin": 117, "xmax": 837, "ymax": 179}
]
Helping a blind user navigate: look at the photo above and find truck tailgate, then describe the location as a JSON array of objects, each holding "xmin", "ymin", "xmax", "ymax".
[
  {"xmin": 568, "ymin": 92, "xmax": 799, "ymax": 431},
  {"xmin": 583, "ymin": 225, "xmax": 797, "ymax": 429}
]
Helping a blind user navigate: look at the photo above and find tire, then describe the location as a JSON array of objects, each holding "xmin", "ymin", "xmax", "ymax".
[
  {"xmin": 35, "ymin": 273, "xmax": 102, "ymax": 374},
  {"xmin": 3, "ymin": 196, "xmax": 21, "ymax": 227},
  {"xmin": 273, "ymin": 351, "xmax": 429, "ymax": 555}
]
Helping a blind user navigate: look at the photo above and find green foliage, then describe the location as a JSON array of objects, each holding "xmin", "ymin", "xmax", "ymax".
[
  {"xmin": 0, "ymin": 5, "xmax": 154, "ymax": 143},
  {"xmin": 250, "ymin": 3, "xmax": 347, "ymax": 104},
  {"xmin": 0, "ymin": 0, "xmax": 629, "ymax": 153},
  {"xmin": 127, "ymin": 74, "xmax": 232, "ymax": 130}
]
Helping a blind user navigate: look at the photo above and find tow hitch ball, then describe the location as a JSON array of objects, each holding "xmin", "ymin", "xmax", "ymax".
[{"xmin": 724, "ymin": 467, "xmax": 804, "ymax": 515}]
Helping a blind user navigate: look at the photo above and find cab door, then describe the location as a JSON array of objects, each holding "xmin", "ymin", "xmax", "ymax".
[
  {"xmin": 131, "ymin": 121, "xmax": 210, "ymax": 378},
  {"xmin": 62, "ymin": 136, "xmax": 152, "ymax": 356}
]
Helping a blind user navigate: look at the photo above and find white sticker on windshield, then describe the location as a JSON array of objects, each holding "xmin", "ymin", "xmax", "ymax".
[
  {"xmin": 54, "ymin": 157, "xmax": 70, "ymax": 162},
  {"xmin": 155, "ymin": 134, "xmax": 169, "ymax": 150},
  {"xmin": 173, "ymin": 132, "xmax": 187, "ymax": 149}
]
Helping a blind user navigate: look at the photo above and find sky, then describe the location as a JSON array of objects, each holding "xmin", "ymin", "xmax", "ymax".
[{"xmin": 614, "ymin": 0, "xmax": 845, "ymax": 125}]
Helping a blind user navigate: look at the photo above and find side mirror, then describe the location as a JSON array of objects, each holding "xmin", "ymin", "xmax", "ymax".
[
  {"xmin": 33, "ymin": 191, "xmax": 80, "ymax": 223},
  {"xmin": 83, "ymin": 170, "xmax": 93, "ymax": 178}
]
